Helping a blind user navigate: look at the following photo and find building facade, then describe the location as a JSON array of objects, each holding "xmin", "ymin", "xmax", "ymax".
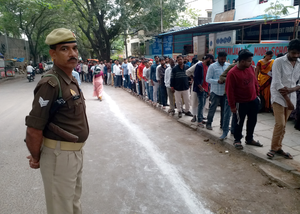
[{"xmin": 212, "ymin": 0, "xmax": 300, "ymax": 22}]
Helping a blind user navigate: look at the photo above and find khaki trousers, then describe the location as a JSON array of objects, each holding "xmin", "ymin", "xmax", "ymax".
[
  {"xmin": 40, "ymin": 141, "xmax": 84, "ymax": 214},
  {"xmin": 175, "ymin": 90, "xmax": 190, "ymax": 113},
  {"xmin": 271, "ymin": 102, "xmax": 292, "ymax": 151},
  {"xmin": 166, "ymin": 87, "xmax": 175, "ymax": 111}
]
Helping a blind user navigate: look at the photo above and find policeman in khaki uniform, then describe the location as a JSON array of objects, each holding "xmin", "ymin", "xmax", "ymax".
[{"xmin": 25, "ymin": 28, "xmax": 89, "ymax": 214}]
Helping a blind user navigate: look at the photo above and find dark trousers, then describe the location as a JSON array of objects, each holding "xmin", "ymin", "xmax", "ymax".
[
  {"xmin": 104, "ymin": 74, "xmax": 107, "ymax": 85},
  {"xmin": 207, "ymin": 92, "xmax": 225, "ymax": 127},
  {"xmin": 138, "ymin": 79, "xmax": 143, "ymax": 96},
  {"xmin": 234, "ymin": 97, "xmax": 259, "ymax": 142},
  {"xmin": 131, "ymin": 81, "xmax": 137, "ymax": 93},
  {"xmin": 159, "ymin": 84, "xmax": 168, "ymax": 106},
  {"xmin": 115, "ymin": 75, "xmax": 122, "ymax": 87},
  {"xmin": 89, "ymin": 72, "xmax": 93, "ymax": 82},
  {"xmin": 80, "ymin": 72, "xmax": 84, "ymax": 82}
]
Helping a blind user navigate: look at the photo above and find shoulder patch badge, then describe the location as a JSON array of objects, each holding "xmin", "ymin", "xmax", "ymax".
[
  {"xmin": 39, "ymin": 97, "xmax": 49, "ymax": 107},
  {"xmin": 47, "ymin": 80, "xmax": 57, "ymax": 87}
]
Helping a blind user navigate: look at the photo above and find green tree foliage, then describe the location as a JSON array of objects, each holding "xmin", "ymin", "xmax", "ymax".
[
  {"xmin": 264, "ymin": 0, "xmax": 294, "ymax": 21},
  {"xmin": 0, "ymin": 0, "xmax": 186, "ymax": 61},
  {"xmin": 174, "ymin": 8, "xmax": 202, "ymax": 27},
  {"xmin": 69, "ymin": 0, "xmax": 185, "ymax": 60},
  {"xmin": 0, "ymin": 0, "xmax": 67, "ymax": 64}
]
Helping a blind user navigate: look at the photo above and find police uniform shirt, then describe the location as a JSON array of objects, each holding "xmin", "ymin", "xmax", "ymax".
[{"xmin": 26, "ymin": 64, "xmax": 89, "ymax": 142}]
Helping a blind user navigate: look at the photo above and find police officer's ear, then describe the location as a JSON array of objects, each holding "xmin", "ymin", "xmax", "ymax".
[{"xmin": 49, "ymin": 49, "xmax": 57, "ymax": 61}]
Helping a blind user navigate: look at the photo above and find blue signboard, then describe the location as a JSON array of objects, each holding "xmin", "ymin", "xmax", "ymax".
[
  {"xmin": 215, "ymin": 43, "xmax": 288, "ymax": 65},
  {"xmin": 152, "ymin": 37, "xmax": 162, "ymax": 55},
  {"xmin": 163, "ymin": 35, "xmax": 173, "ymax": 55}
]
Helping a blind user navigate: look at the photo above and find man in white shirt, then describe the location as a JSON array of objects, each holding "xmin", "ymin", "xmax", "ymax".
[
  {"xmin": 82, "ymin": 61, "xmax": 88, "ymax": 82},
  {"xmin": 26, "ymin": 63, "xmax": 35, "ymax": 76},
  {"xmin": 113, "ymin": 60, "xmax": 122, "ymax": 88},
  {"xmin": 142, "ymin": 60, "xmax": 152, "ymax": 101},
  {"xmin": 267, "ymin": 39, "xmax": 300, "ymax": 160},
  {"xmin": 165, "ymin": 58, "xmax": 175, "ymax": 115}
]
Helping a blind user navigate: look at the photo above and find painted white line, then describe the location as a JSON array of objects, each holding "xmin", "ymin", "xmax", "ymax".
[{"xmin": 104, "ymin": 91, "xmax": 212, "ymax": 214}]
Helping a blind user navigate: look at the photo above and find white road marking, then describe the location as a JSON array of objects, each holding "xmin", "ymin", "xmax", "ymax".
[{"xmin": 104, "ymin": 91, "xmax": 212, "ymax": 214}]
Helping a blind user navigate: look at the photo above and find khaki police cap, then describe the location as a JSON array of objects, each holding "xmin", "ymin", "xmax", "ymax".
[{"xmin": 45, "ymin": 28, "xmax": 76, "ymax": 45}]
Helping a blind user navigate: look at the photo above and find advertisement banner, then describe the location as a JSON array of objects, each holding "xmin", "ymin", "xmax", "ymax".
[
  {"xmin": 216, "ymin": 30, "xmax": 236, "ymax": 46},
  {"xmin": 163, "ymin": 35, "xmax": 173, "ymax": 55},
  {"xmin": 215, "ymin": 43, "xmax": 288, "ymax": 64},
  {"xmin": 209, "ymin": 33, "xmax": 216, "ymax": 55},
  {"xmin": 152, "ymin": 37, "xmax": 162, "ymax": 55}
]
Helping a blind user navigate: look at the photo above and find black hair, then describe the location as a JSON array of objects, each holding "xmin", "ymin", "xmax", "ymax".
[
  {"xmin": 144, "ymin": 59, "xmax": 149, "ymax": 63},
  {"xmin": 154, "ymin": 55, "xmax": 159, "ymax": 58},
  {"xmin": 276, "ymin": 53, "xmax": 285, "ymax": 58},
  {"xmin": 218, "ymin": 51, "xmax": 227, "ymax": 57},
  {"xmin": 124, "ymin": 58, "xmax": 127, "ymax": 61},
  {"xmin": 140, "ymin": 57, "xmax": 145, "ymax": 60},
  {"xmin": 163, "ymin": 56, "xmax": 168, "ymax": 59},
  {"xmin": 159, "ymin": 57, "xmax": 165, "ymax": 62},
  {"xmin": 266, "ymin": 50, "xmax": 273, "ymax": 55},
  {"xmin": 176, "ymin": 55, "xmax": 183, "ymax": 59},
  {"xmin": 238, "ymin": 49, "xmax": 254, "ymax": 61},
  {"xmin": 288, "ymin": 39, "xmax": 300, "ymax": 51},
  {"xmin": 49, "ymin": 45, "xmax": 56, "ymax": 50}
]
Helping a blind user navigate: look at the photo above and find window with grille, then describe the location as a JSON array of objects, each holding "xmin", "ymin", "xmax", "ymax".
[
  {"xmin": 294, "ymin": 0, "xmax": 299, "ymax": 6},
  {"xmin": 224, "ymin": 0, "xmax": 235, "ymax": 12}
]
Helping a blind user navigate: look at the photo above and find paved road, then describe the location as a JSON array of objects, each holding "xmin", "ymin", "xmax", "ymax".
[{"xmin": 1, "ymin": 76, "xmax": 300, "ymax": 214}]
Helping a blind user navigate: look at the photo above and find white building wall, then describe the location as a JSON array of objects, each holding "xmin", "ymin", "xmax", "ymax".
[
  {"xmin": 186, "ymin": 0, "xmax": 212, "ymax": 16},
  {"xmin": 212, "ymin": 0, "xmax": 299, "ymax": 22}
]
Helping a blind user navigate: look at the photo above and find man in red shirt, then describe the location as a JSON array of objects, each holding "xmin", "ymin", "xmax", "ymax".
[
  {"xmin": 137, "ymin": 57, "xmax": 146, "ymax": 96},
  {"xmin": 225, "ymin": 50, "xmax": 261, "ymax": 150},
  {"xmin": 38, "ymin": 62, "xmax": 44, "ymax": 73}
]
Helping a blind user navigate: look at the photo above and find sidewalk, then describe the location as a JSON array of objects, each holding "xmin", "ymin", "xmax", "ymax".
[
  {"xmin": 0, "ymin": 73, "xmax": 27, "ymax": 83},
  {"xmin": 125, "ymin": 88, "xmax": 300, "ymax": 180}
]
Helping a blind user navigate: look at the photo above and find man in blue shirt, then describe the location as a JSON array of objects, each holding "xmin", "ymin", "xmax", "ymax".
[
  {"xmin": 150, "ymin": 56, "xmax": 160, "ymax": 105},
  {"xmin": 122, "ymin": 58, "xmax": 130, "ymax": 89},
  {"xmin": 205, "ymin": 51, "xmax": 230, "ymax": 130}
]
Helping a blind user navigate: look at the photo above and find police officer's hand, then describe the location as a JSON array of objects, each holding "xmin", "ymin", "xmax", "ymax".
[{"xmin": 27, "ymin": 155, "xmax": 40, "ymax": 169}]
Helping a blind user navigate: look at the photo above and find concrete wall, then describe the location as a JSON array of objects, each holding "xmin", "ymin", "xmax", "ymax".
[
  {"xmin": 0, "ymin": 35, "xmax": 30, "ymax": 66},
  {"xmin": 212, "ymin": 0, "xmax": 299, "ymax": 22}
]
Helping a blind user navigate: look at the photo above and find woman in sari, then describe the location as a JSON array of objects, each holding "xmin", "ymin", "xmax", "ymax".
[
  {"xmin": 93, "ymin": 66, "xmax": 104, "ymax": 101},
  {"xmin": 255, "ymin": 51, "xmax": 274, "ymax": 112}
]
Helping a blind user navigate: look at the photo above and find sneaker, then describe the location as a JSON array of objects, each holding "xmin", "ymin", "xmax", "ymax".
[
  {"xmin": 191, "ymin": 116, "xmax": 197, "ymax": 122},
  {"xmin": 206, "ymin": 124, "xmax": 213, "ymax": 130},
  {"xmin": 178, "ymin": 111, "xmax": 182, "ymax": 118},
  {"xmin": 219, "ymin": 132, "xmax": 228, "ymax": 141},
  {"xmin": 184, "ymin": 111, "xmax": 193, "ymax": 117}
]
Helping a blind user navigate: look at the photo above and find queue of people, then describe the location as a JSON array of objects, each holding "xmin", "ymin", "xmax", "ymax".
[{"xmin": 73, "ymin": 39, "xmax": 300, "ymax": 160}]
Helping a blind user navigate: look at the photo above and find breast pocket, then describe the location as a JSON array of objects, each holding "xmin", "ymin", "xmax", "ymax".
[{"xmin": 67, "ymin": 99, "xmax": 84, "ymax": 115}]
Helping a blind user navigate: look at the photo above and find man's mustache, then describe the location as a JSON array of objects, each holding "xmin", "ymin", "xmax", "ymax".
[{"xmin": 68, "ymin": 57, "xmax": 78, "ymax": 61}]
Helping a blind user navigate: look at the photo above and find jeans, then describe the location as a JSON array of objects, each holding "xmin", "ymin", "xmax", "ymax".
[
  {"xmin": 234, "ymin": 97, "xmax": 259, "ymax": 142},
  {"xmin": 147, "ymin": 84, "xmax": 153, "ymax": 101},
  {"xmin": 159, "ymin": 84, "xmax": 167, "ymax": 106},
  {"xmin": 222, "ymin": 94, "xmax": 232, "ymax": 134},
  {"xmin": 124, "ymin": 74, "xmax": 130, "ymax": 88},
  {"xmin": 197, "ymin": 91, "xmax": 207, "ymax": 123},
  {"xmin": 206, "ymin": 92, "xmax": 225, "ymax": 127}
]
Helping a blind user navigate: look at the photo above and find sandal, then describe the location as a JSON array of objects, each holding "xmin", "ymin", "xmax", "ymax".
[
  {"xmin": 245, "ymin": 140, "xmax": 263, "ymax": 147},
  {"xmin": 276, "ymin": 149, "xmax": 293, "ymax": 159},
  {"xmin": 267, "ymin": 150, "xmax": 276, "ymax": 159},
  {"xmin": 233, "ymin": 142, "xmax": 243, "ymax": 150},
  {"xmin": 197, "ymin": 122, "xmax": 204, "ymax": 128}
]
